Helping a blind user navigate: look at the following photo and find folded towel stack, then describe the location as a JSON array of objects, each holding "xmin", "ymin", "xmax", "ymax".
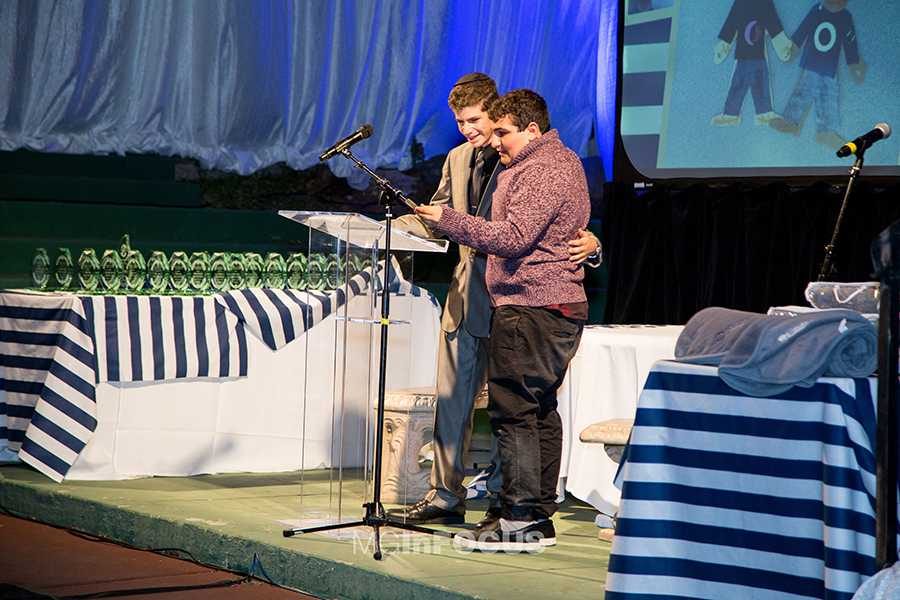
[{"xmin": 675, "ymin": 307, "xmax": 877, "ymax": 396}]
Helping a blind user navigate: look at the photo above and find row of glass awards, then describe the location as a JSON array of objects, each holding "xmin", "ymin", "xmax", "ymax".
[{"xmin": 31, "ymin": 235, "xmax": 372, "ymax": 295}]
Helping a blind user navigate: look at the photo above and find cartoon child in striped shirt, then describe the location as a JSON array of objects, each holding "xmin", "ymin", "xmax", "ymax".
[{"xmin": 769, "ymin": 0, "xmax": 866, "ymax": 149}]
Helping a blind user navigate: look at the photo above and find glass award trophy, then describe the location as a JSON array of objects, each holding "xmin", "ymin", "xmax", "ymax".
[
  {"xmin": 263, "ymin": 252, "xmax": 287, "ymax": 288},
  {"xmin": 32, "ymin": 248, "xmax": 50, "ymax": 290},
  {"xmin": 325, "ymin": 255, "xmax": 343, "ymax": 290},
  {"xmin": 77, "ymin": 249, "xmax": 101, "ymax": 292},
  {"xmin": 147, "ymin": 251, "xmax": 170, "ymax": 295},
  {"xmin": 209, "ymin": 252, "xmax": 230, "ymax": 292},
  {"xmin": 119, "ymin": 233, "xmax": 132, "ymax": 259},
  {"xmin": 226, "ymin": 252, "xmax": 247, "ymax": 290},
  {"xmin": 305, "ymin": 252, "xmax": 328, "ymax": 291},
  {"xmin": 244, "ymin": 252, "xmax": 265, "ymax": 288},
  {"xmin": 348, "ymin": 253, "xmax": 364, "ymax": 277},
  {"xmin": 53, "ymin": 248, "xmax": 76, "ymax": 291},
  {"xmin": 169, "ymin": 251, "xmax": 191, "ymax": 294},
  {"xmin": 100, "ymin": 249, "xmax": 124, "ymax": 293},
  {"xmin": 285, "ymin": 252, "xmax": 307, "ymax": 289},
  {"xmin": 124, "ymin": 249, "xmax": 146, "ymax": 293},
  {"xmin": 189, "ymin": 251, "xmax": 210, "ymax": 294}
]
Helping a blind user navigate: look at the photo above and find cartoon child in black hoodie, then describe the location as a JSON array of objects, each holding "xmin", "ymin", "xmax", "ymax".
[{"xmin": 711, "ymin": 0, "xmax": 793, "ymax": 126}]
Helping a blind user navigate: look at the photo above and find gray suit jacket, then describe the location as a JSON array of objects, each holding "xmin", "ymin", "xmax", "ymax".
[{"xmin": 395, "ymin": 142, "xmax": 501, "ymax": 337}]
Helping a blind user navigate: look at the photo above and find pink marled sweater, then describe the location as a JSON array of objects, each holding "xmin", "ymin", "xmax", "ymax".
[{"xmin": 435, "ymin": 130, "xmax": 589, "ymax": 308}]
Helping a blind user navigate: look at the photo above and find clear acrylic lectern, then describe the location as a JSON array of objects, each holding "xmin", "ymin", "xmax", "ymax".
[{"xmin": 277, "ymin": 210, "xmax": 447, "ymax": 532}]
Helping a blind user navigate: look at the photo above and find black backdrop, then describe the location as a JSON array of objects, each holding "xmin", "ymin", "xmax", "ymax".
[{"xmin": 601, "ymin": 180, "xmax": 900, "ymax": 325}]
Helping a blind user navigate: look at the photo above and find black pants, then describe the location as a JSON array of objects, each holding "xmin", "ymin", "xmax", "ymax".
[{"xmin": 487, "ymin": 305, "xmax": 584, "ymax": 521}]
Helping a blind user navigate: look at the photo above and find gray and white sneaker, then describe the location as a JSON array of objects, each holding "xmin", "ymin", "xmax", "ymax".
[
  {"xmin": 475, "ymin": 505, "xmax": 502, "ymax": 530},
  {"xmin": 453, "ymin": 518, "xmax": 556, "ymax": 553}
]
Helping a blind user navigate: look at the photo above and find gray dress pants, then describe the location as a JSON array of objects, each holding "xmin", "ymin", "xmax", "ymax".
[{"xmin": 427, "ymin": 325, "xmax": 502, "ymax": 509}]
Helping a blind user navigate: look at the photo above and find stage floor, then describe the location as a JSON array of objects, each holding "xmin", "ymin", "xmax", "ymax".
[{"xmin": 0, "ymin": 465, "xmax": 610, "ymax": 599}]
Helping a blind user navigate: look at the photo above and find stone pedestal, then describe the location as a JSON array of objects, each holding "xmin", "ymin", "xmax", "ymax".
[
  {"xmin": 378, "ymin": 385, "xmax": 489, "ymax": 504},
  {"xmin": 378, "ymin": 387, "xmax": 437, "ymax": 504}
]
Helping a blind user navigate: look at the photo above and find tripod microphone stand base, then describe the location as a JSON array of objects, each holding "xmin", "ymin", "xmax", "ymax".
[{"xmin": 282, "ymin": 502, "xmax": 454, "ymax": 560}]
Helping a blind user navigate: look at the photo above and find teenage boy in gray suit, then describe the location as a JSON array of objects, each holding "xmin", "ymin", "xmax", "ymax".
[{"xmin": 393, "ymin": 73, "xmax": 601, "ymax": 526}]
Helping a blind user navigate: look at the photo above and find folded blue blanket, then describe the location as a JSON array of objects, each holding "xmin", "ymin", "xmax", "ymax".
[{"xmin": 675, "ymin": 307, "xmax": 877, "ymax": 396}]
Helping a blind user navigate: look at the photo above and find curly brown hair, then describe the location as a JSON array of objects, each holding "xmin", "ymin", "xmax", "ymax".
[
  {"xmin": 487, "ymin": 89, "xmax": 550, "ymax": 133},
  {"xmin": 447, "ymin": 72, "xmax": 499, "ymax": 113}
]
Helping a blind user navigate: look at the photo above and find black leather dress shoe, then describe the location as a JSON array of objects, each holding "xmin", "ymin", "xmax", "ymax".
[{"xmin": 398, "ymin": 497, "xmax": 465, "ymax": 524}]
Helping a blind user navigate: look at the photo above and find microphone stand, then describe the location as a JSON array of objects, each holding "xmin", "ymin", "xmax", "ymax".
[
  {"xmin": 282, "ymin": 147, "xmax": 450, "ymax": 560},
  {"xmin": 818, "ymin": 151, "xmax": 865, "ymax": 281}
]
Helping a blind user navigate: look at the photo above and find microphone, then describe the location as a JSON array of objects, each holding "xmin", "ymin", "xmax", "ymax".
[
  {"xmin": 836, "ymin": 123, "xmax": 891, "ymax": 158},
  {"xmin": 319, "ymin": 124, "xmax": 374, "ymax": 161}
]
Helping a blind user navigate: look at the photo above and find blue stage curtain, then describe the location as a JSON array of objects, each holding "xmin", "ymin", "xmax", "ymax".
[
  {"xmin": 0, "ymin": 0, "xmax": 615, "ymax": 184},
  {"xmin": 595, "ymin": 0, "xmax": 618, "ymax": 181}
]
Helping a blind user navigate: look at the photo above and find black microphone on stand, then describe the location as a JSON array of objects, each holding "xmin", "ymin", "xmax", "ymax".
[
  {"xmin": 820, "ymin": 122, "xmax": 889, "ymax": 280},
  {"xmin": 319, "ymin": 124, "xmax": 374, "ymax": 161},
  {"xmin": 836, "ymin": 123, "xmax": 892, "ymax": 158}
]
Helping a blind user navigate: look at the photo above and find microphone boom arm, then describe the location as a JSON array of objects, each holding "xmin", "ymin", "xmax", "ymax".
[{"xmin": 337, "ymin": 148, "xmax": 418, "ymax": 210}]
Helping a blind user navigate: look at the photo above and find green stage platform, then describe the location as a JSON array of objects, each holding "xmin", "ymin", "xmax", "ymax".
[{"xmin": 0, "ymin": 465, "xmax": 610, "ymax": 599}]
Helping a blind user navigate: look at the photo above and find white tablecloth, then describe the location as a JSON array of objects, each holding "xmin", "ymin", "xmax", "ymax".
[
  {"xmin": 65, "ymin": 293, "xmax": 440, "ymax": 479},
  {"xmin": 3, "ymin": 312, "xmax": 679, "ymax": 499},
  {"xmin": 558, "ymin": 325, "xmax": 683, "ymax": 515}
]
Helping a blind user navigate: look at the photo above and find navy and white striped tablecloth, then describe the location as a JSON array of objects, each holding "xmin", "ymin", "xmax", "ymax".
[
  {"xmin": 87, "ymin": 266, "xmax": 386, "ymax": 381},
  {"xmin": 214, "ymin": 264, "xmax": 379, "ymax": 351},
  {"xmin": 606, "ymin": 361, "xmax": 881, "ymax": 600},
  {"xmin": 0, "ymin": 292, "xmax": 97, "ymax": 482},
  {"xmin": 86, "ymin": 295, "xmax": 248, "ymax": 383},
  {"xmin": 213, "ymin": 262, "xmax": 435, "ymax": 352},
  {"xmin": 1, "ymin": 267, "xmax": 388, "ymax": 482}
]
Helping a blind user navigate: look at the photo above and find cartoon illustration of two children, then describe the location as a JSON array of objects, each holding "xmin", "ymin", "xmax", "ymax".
[{"xmin": 712, "ymin": 0, "xmax": 866, "ymax": 151}]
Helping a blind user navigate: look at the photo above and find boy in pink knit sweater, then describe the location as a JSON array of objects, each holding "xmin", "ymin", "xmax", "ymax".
[{"xmin": 416, "ymin": 89, "xmax": 589, "ymax": 552}]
